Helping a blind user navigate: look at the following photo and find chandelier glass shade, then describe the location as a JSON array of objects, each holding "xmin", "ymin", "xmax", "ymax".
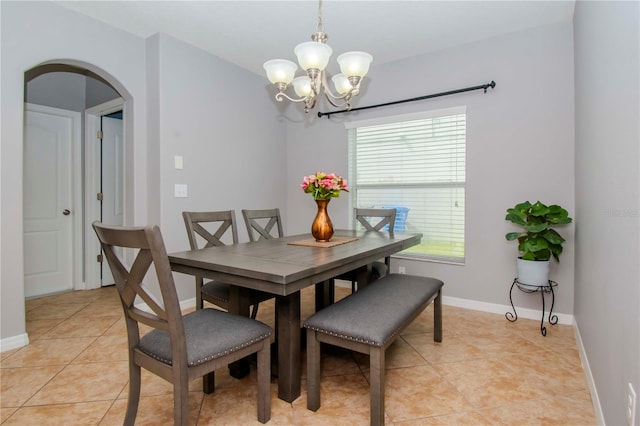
[{"xmin": 263, "ymin": 0, "xmax": 373, "ymax": 113}]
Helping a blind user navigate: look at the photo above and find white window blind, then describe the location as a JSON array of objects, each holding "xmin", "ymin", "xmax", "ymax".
[{"xmin": 347, "ymin": 107, "xmax": 466, "ymax": 263}]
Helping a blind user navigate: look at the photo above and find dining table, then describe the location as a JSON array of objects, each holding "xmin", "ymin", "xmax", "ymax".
[{"xmin": 168, "ymin": 229, "xmax": 422, "ymax": 402}]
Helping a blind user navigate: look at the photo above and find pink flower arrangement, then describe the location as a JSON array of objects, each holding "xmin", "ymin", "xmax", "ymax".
[{"xmin": 301, "ymin": 172, "xmax": 349, "ymax": 200}]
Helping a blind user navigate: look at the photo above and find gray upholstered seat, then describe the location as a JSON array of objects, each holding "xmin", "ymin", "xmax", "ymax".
[
  {"xmin": 139, "ymin": 308, "xmax": 272, "ymax": 367},
  {"xmin": 304, "ymin": 274, "xmax": 443, "ymax": 346}
]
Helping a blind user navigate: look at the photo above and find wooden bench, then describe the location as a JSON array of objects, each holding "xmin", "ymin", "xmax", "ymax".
[{"xmin": 303, "ymin": 273, "xmax": 443, "ymax": 426}]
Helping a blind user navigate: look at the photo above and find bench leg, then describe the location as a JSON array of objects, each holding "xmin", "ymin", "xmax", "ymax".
[
  {"xmin": 370, "ymin": 347, "xmax": 385, "ymax": 426},
  {"xmin": 434, "ymin": 289, "xmax": 442, "ymax": 343},
  {"xmin": 257, "ymin": 339, "xmax": 271, "ymax": 424},
  {"xmin": 307, "ymin": 329, "xmax": 321, "ymax": 411}
]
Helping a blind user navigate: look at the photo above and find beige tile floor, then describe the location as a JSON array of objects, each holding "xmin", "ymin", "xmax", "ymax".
[{"xmin": 1, "ymin": 285, "xmax": 596, "ymax": 425}]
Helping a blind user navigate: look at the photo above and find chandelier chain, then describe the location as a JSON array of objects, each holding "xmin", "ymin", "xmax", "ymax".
[{"xmin": 312, "ymin": 0, "xmax": 327, "ymax": 43}]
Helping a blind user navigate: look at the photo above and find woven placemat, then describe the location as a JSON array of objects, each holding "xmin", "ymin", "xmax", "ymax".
[{"xmin": 287, "ymin": 236, "xmax": 359, "ymax": 248}]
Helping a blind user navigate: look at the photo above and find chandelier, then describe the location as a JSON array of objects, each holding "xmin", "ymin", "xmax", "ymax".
[{"xmin": 263, "ymin": 0, "xmax": 373, "ymax": 113}]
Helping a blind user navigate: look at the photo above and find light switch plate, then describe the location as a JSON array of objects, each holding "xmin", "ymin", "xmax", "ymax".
[
  {"xmin": 174, "ymin": 184, "xmax": 188, "ymax": 198},
  {"xmin": 174, "ymin": 155, "xmax": 183, "ymax": 170}
]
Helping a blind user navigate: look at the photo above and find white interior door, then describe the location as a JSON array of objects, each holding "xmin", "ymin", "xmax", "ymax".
[
  {"xmin": 23, "ymin": 105, "xmax": 78, "ymax": 297},
  {"xmin": 84, "ymin": 98, "xmax": 124, "ymax": 289},
  {"xmin": 100, "ymin": 114, "xmax": 124, "ymax": 285}
]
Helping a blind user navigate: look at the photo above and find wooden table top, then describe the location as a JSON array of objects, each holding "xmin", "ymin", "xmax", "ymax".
[{"xmin": 168, "ymin": 229, "xmax": 421, "ymax": 296}]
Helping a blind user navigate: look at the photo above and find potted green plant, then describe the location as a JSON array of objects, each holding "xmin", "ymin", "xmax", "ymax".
[{"xmin": 505, "ymin": 201, "xmax": 572, "ymax": 285}]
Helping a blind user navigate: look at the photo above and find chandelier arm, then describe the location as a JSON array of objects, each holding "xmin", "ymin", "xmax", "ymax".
[
  {"xmin": 319, "ymin": 70, "xmax": 355, "ymax": 102},
  {"xmin": 322, "ymin": 91, "xmax": 350, "ymax": 108},
  {"xmin": 275, "ymin": 92, "xmax": 312, "ymax": 104}
]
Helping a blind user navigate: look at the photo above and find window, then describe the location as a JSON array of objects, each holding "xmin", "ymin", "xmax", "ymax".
[{"xmin": 347, "ymin": 107, "xmax": 466, "ymax": 263}]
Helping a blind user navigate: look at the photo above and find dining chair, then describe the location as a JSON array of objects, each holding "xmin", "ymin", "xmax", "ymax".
[
  {"xmin": 92, "ymin": 221, "xmax": 272, "ymax": 425},
  {"xmin": 242, "ymin": 208, "xmax": 284, "ymax": 241},
  {"xmin": 182, "ymin": 210, "xmax": 274, "ymax": 319},
  {"xmin": 336, "ymin": 208, "xmax": 397, "ymax": 292}
]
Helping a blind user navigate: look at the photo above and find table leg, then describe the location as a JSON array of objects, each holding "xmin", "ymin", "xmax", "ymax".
[
  {"xmin": 229, "ymin": 286, "xmax": 251, "ymax": 379},
  {"xmin": 315, "ymin": 280, "xmax": 334, "ymax": 312},
  {"xmin": 355, "ymin": 264, "xmax": 371, "ymax": 290},
  {"xmin": 276, "ymin": 292, "xmax": 301, "ymax": 402}
]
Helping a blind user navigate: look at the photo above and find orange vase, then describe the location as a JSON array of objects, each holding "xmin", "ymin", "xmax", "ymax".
[{"xmin": 311, "ymin": 199, "xmax": 334, "ymax": 242}]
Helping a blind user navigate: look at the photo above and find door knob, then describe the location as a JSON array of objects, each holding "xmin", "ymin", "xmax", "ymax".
[{"xmin": 62, "ymin": 209, "xmax": 71, "ymax": 216}]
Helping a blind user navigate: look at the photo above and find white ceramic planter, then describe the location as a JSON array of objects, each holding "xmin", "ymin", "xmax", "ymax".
[{"xmin": 516, "ymin": 258, "xmax": 550, "ymax": 286}]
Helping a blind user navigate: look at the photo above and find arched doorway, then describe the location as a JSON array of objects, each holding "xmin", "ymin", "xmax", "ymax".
[{"xmin": 23, "ymin": 62, "xmax": 129, "ymax": 298}]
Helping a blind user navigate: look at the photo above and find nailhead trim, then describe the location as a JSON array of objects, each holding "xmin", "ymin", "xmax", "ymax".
[
  {"xmin": 139, "ymin": 331, "xmax": 272, "ymax": 367},
  {"xmin": 304, "ymin": 325, "xmax": 401, "ymax": 347}
]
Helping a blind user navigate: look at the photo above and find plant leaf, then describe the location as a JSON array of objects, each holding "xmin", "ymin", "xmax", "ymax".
[
  {"xmin": 549, "ymin": 244, "xmax": 563, "ymax": 261},
  {"xmin": 534, "ymin": 248, "xmax": 551, "ymax": 261},
  {"xmin": 505, "ymin": 232, "xmax": 520, "ymax": 241},
  {"xmin": 543, "ymin": 229, "xmax": 565, "ymax": 245},
  {"xmin": 524, "ymin": 222, "xmax": 548, "ymax": 233},
  {"xmin": 513, "ymin": 201, "xmax": 532, "ymax": 212},
  {"xmin": 522, "ymin": 237, "xmax": 549, "ymax": 252},
  {"xmin": 505, "ymin": 212, "xmax": 526, "ymax": 226},
  {"xmin": 530, "ymin": 201, "xmax": 550, "ymax": 216}
]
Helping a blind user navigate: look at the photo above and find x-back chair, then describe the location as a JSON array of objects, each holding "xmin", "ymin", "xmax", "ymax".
[
  {"xmin": 336, "ymin": 208, "xmax": 397, "ymax": 292},
  {"xmin": 242, "ymin": 208, "xmax": 284, "ymax": 241},
  {"xmin": 182, "ymin": 210, "xmax": 274, "ymax": 318},
  {"xmin": 93, "ymin": 221, "xmax": 272, "ymax": 425}
]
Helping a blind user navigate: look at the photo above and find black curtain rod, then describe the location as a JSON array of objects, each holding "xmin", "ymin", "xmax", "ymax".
[{"xmin": 318, "ymin": 80, "xmax": 496, "ymax": 119}]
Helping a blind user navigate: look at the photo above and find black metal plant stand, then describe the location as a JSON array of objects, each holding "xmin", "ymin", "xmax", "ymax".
[{"xmin": 505, "ymin": 278, "xmax": 558, "ymax": 336}]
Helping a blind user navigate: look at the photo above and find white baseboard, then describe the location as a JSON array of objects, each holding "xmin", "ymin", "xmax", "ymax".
[
  {"xmin": 135, "ymin": 297, "xmax": 196, "ymax": 314},
  {"xmin": 574, "ymin": 322, "xmax": 606, "ymax": 426},
  {"xmin": 180, "ymin": 297, "xmax": 197, "ymax": 311},
  {"xmin": 442, "ymin": 295, "xmax": 574, "ymax": 325},
  {"xmin": 159, "ymin": 294, "xmax": 575, "ymax": 326},
  {"xmin": 0, "ymin": 333, "xmax": 29, "ymax": 352}
]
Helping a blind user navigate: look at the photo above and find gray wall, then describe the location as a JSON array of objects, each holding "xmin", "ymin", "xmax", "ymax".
[
  {"xmin": 284, "ymin": 22, "xmax": 577, "ymax": 315},
  {"xmin": 574, "ymin": 2, "xmax": 640, "ymax": 425},
  {"xmin": 149, "ymin": 32, "xmax": 287, "ymax": 300}
]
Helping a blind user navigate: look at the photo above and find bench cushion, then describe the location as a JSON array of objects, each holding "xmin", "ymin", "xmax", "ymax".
[{"xmin": 303, "ymin": 274, "xmax": 443, "ymax": 347}]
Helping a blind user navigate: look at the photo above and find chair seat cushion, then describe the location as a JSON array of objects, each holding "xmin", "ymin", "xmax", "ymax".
[
  {"xmin": 370, "ymin": 261, "xmax": 388, "ymax": 280},
  {"xmin": 202, "ymin": 281, "xmax": 274, "ymax": 306},
  {"xmin": 201, "ymin": 281, "xmax": 231, "ymax": 304},
  {"xmin": 138, "ymin": 308, "xmax": 272, "ymax": 367},
  {"xmin": 304, "ymin": 274, "xmax": 443, "ymax": 347}
]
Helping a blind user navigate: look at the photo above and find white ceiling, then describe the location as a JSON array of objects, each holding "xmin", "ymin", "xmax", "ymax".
[{"xmin": 54, "ymin": 0, "xmax": 576, "ymax": 76}]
